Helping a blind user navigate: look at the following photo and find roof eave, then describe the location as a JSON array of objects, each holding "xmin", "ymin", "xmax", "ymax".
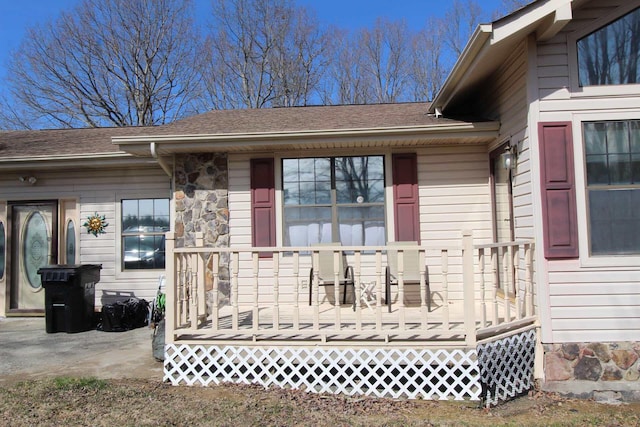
[
  {"xmin": 113, "ymin": 122, "xmax": 501, "ymax": 156},
  {"xmin": 429, "ymin": 0, "xmax": 573, "ymax": 114},
  {"xmin": 0, "ymin": 152, "xmax": 159, "ymax": 171}
]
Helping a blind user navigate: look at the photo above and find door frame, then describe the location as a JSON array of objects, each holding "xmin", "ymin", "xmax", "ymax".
[
  {"xmin": 6, "ymin": 200, "xmax": 59, "ymax": 315},
  {"xmin": 489, "ymin": 144, "xmax": 516, "ymax": 298}
]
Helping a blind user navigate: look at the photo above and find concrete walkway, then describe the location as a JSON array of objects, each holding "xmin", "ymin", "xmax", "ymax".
[{"xmin": 0, "ymin": 317, "xmax": 163, "ymax": 384}]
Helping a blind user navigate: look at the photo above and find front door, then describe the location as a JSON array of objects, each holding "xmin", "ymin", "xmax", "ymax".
[{"xmin": 8, "ymin": 202, "xmax": 58, "ymax": 313}]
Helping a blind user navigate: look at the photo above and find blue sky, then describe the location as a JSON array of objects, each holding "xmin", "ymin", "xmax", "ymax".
[{"xmin": 0, "ymin": 0, "xmax": 504, "ymax": 83}]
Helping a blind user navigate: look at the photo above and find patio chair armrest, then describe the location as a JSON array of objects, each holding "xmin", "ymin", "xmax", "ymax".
[
  {"xmin": 344, "ymin": 265, "xmax": 354, "ymax": 282},
  {"xmin": 308, "ymin": 267, "xmax": 314, "ymax": 306},
  {"xmin": 424, "ymin": 266, "xmax": 431, "ymax": 312}
]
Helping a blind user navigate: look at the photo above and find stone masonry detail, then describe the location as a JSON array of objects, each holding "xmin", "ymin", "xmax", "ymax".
[
  {"xmin": 544, "ymin": 342, "xmax": 640, "ymax": 383},
  {"xmin": 174, "ymin": 153, "xmax": 230, "ymax": 306}
]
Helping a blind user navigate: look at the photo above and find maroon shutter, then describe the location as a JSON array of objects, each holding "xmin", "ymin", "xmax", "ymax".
[
  {"xmin": 392, "ymin": 153, "xmax": 420, "ymax": 243},
  {"xmin": 251, "ymin": 158, "xmax": 275, "ymax": 256},
  {"xmin": 539, "ymin": 122, "xmax": 579, "ymax": 259}
]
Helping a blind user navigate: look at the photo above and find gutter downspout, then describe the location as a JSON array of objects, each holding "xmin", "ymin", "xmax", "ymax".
[{"xmin": 150, "ymin": 142, "xmax": 172, "ymax": 177}]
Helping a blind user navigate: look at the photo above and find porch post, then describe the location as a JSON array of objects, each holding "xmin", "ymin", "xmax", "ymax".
[
  {"xmin": 462, "ymin": 230, "xmax": 476, "ymax": 347},
  {"xmin": 164, "ymin": 232, "xmax": 175, "ymax": 344}
]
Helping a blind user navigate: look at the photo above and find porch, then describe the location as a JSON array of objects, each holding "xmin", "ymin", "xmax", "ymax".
[
  {"xmin": 163, "ymin": 231, "xmax": 538, "ymax": 404},
  {"xmin": 164, "ymin": 231, "xmax": 536, "ymax": 346}
]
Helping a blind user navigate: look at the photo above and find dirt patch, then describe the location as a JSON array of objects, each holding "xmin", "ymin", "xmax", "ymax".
[{"xmin": 1, "ymin": 378, "xmax": 639, "ymax": 426}]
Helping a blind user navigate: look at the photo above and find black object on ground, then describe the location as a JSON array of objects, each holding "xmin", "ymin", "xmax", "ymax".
[
  {"xmin": 98, "ymin": 298, "xmax": 149, "ymax": 332},
  {"xmin": 38, "ymin": 264, "xmax": 102, "ymax": 333}
]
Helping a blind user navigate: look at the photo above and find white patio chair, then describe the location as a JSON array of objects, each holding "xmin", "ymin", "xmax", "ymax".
[{"xmin": 385, "ymin": 241, "xmax": 431, "ymax": 313}]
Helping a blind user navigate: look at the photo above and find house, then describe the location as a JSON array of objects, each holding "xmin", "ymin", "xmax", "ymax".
[
  {"xmin": 1, "ymin": 0, "xmax": 639, "ymax": 404},
  {"xmin": 0, "ymin": 126, "xmax": 171, "ymax": 315}
]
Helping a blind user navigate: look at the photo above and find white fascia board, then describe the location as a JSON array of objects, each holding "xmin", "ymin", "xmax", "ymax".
[
  {"xmin": 113, "ymin": 121, "xmax": 501, "ymax": 155},
  {"xmin": 0, "ymin": 152, "xmax": 157, "ymax": 171},
  {"xmin": 491, "ymin": 0, "xmax": 572, "ymax": 44},
  {"xmin": 537, "ymin": 2, "xmax": 573, "ymax": 41},
  {"xmin": 428, "ymin": 24, "xmax": 493, "ymax": 114}
]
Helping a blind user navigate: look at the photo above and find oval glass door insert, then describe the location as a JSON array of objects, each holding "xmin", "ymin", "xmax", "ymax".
[{"xmin": 22, "ymin": 212, "xmax": 49, "ymax": 289}]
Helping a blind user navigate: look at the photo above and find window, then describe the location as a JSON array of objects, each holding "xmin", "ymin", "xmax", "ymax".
[
  {"xmin": 578, "ymin": 7, "xmax": 640, "ymax": 87},
  {"xmin": 282, "ymin": 156, "xmax": 385, "ymax": 246},
  {"xmin": 122, "ymin": 199, "xmax": 169, "ymax": 270},
  {"xmin": 584, "ymin": 120, "xmax": 640, "ymax": 255}
]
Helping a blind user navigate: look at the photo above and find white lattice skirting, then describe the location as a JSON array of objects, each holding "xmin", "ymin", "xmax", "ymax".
[
  {"xmin": 164, "ymin": 344, "xmax": 481, "ymax": 400},
  {"xmin": 478, "ymin": 328, "xmax": 537, "ymax": 407}
]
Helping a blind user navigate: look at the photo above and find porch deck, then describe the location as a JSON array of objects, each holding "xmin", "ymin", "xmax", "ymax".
[
  {"xmin": 174, "ymin": 300, "xmax": 533, "ymax": 345},
  {"xmin": 165, "ymin": 231, "xmax": 536, "ymax": 347}
]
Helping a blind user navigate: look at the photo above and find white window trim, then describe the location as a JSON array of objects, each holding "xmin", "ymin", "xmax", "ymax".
[
  {"xmin": 573, "ymin": 110, "xmax": 640, "ymax": 268},
  {"xmin": 115, "ymin": 193, "xmax": 170, "ymax": 280},
  {"xmin": 273, "ymin": 148, "xmax": 395, "ymax": 247},
  {"xmin": 568, "ymin": 3, "xmax": 640, "ymax": 98}
]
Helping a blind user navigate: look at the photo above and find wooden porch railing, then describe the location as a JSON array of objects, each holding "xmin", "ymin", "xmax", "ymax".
[{"xmin": 164, "ymin": 231, "xmax": 535, "ymax": 346}]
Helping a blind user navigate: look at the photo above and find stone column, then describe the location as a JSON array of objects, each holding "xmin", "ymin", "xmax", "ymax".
[{"xmin": 174, "ymin": 153, "xmax": 230, "ymax": 307}]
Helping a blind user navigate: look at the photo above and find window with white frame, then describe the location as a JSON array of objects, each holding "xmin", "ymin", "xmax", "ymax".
[
  {"xmin": 282, "ymin": 156, "xmax": 385, "ymax": 246},
  {"xmin": 577, "ymin": 7, "xmax": 640, "ymax": 87},
  {"xmin": 584, "ymin": 120, "xmax": 640, "ymax": 255},
  {"xmin": 121, "ymin": 198, "xmax": 169, "ymax": 270}
]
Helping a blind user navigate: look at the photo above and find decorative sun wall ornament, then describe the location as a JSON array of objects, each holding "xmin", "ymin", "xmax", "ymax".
[{"xmin": 84, "ymin": 212, "xmax": 108, "ymax": 237}]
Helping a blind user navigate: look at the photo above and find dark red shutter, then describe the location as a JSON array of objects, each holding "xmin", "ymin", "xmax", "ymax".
[
  {"xmin": 251, "ymin": 158, "xmax": 275, "ymax": 256},
  {"xmin": 539, "ymin": 122, "xmax": 579, "ymax": 259},
  {"xmin": 392, "ymin": 153, "xmax": 420, "ymax": 243}
]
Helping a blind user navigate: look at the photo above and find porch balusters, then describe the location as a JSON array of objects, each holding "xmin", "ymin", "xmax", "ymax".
[
  {"xmin": 231, "ymin": 251, "xmax": 239, "ymax": 331},
  {"xmin": 375, "ymin": 250, "xmax": 383, "ymax": 331},
  {"xmin": 292, "ymin": 251, "xmax": 300, "ymax": 330},
  {"xmin": 252, "ymin": 251, "xmax": 259, "ymax": 333},
  {"xmin": 196, "ymin": 233, "xmax": 206, "ymax": 326},
  {"xmin": 211, "ymin": 252, "xmax": 220, "ymax": 332},
  {"xmin": 478, "ymin": 248, "xmax": 487, "ymax": 328},
  {"xmin": 491, "ymin": 247, "xmax": 499, "ymax": 326},
  {"xmin": 333, "ymin": 249, "xmax": 341, "ymax": 331},
  {"xmin": 164, "ymin": 236, "xmax": 535, "ymax": 343},
  {"xmin": 441, "ymin": 249, "xmax": 450, "ymax": 330},
  {"xmin": 397, "ymin": 249, "xmax": 406, "ymax": 330},
  {"xmin": 354, "ymin": 251, "xmax": 363, "ymax": 331},
  {"xmin": 513, "ymin": 244, "xmax": 521, "ymax": 321},
  {"xmin": 273, "ymin": 253, "xmax": 280, "ymax": 331},
  {"xmin": 502, "ymin": 246, "xmax": 512, "ymax": 322},
  {"xmin": 312, "ymin": 249, "xmax": 320, "ymax": 331},
  {"xmin": 419, "ymin": 249, "xmax": 428, "ymax": 329}
]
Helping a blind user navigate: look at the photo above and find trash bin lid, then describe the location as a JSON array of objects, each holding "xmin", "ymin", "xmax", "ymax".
[{"xmin": 37, "ymin": 264, "xmax": 102, "ymax": 282}]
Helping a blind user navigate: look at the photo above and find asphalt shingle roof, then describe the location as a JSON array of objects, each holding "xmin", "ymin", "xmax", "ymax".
[{"xmin": 0, "ymin": 102, "xmax": 472, "ymax": 159}]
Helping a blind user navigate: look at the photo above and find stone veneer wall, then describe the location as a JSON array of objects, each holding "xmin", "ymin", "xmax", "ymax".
[
  {"xmin": 544, "ymin": 342, "xmax": 640, "ymax": 398},
  {"xmin": 174, "ymin": 153, "xmax": 230, "ymax": 304}
]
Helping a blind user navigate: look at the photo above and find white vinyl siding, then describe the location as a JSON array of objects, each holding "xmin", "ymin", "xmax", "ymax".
[
  {"xmin": 0, "ymin": 166, "xmax": 170, "ymax": 309},
  {"xmin": 533, "ymin": 0, "xmax": 640, "ymax": 343},
  {"xmin": 227, "ymin": 146, "xmax": 492, "ymax": 305}
]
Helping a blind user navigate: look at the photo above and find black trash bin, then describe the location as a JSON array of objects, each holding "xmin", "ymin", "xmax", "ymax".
[{"xmin": 38, "ymin": 264, "xmax": 102, "ymax": 333}]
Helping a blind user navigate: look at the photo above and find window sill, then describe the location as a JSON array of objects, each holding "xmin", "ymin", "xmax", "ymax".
[{"xmin": 579, "ymin": 254, "xmax": 640, "ymax": 269}]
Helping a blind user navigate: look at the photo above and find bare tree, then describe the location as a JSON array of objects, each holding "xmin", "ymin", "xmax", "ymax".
[
  {"xmin": 442, "ymin": 0, "xmax": 484, "ymax": 57},
  {"xmin": 323, "ymin": 19, "xmax": 412, "ymax": 105},
  {"xmin": 200, "ymin": 0, "xmax": 327, "ymax": 110},
  {"xmin": 493, "ymin": 0, "xmax": 534, "ymax": 19},
  {"xmin": 359, "ymin": 18, "xmax": 412, "ymax": 103},
  {"xmin": 320, "ymin": 29, "xmax": 374, "ymax": 105},
  {"xmin": 0, "ymin": 0, "xmax": 203, "ymax": 129},
  {"xmin": 410, "ymin": 18, "xmax": 448, "ymax": 101}
]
